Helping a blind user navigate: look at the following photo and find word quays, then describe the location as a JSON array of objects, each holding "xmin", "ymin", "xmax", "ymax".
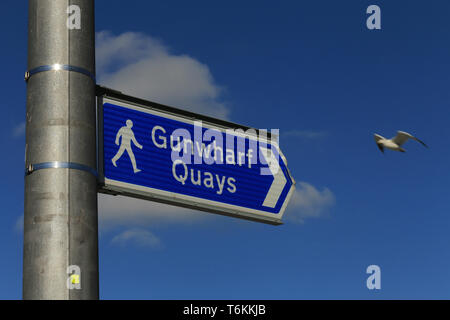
[{"xmin": 172, "ymin": 159, "xmax": 236, "ymax": 195}]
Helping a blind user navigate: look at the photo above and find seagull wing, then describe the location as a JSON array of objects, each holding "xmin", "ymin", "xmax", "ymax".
[
  {"xmin": 391, "ymin": 131, "xmax": 412, "ymax": 146},
  {"xmin": 374, "ymin": 134, "xmax": 385, "ymax": 153},
  {"xmin": 374, "ymin": 134, "xmax": 384, "ymax": 143},
  {"xmin": 392, "ymin": 131, "xmax": 428, "ymax": 148},
  {"xmin": 377, "ymin": 143, "xmax": 384, "ymax": 153}
]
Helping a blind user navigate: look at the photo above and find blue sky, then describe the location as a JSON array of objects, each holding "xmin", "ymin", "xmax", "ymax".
[{"xmin": 1, "ymin": 0, "xmax": 450, "ymax": 299}]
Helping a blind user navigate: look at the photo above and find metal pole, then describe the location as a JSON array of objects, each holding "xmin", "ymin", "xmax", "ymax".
[{"xmin": 24, "ymin": 0, "xmax": 98, "ymax": 299}]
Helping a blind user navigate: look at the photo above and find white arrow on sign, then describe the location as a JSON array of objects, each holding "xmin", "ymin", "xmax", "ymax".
[{"xmin": 260, "ymin": 147, "xmax": 287, "ymax": 208}]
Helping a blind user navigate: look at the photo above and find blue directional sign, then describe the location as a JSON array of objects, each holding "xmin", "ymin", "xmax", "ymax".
[{"xmin": 98, "ymin": 95, "xmax": 295, "ymax": 225}]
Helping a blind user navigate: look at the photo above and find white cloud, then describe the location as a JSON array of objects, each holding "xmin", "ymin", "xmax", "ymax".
[
  {"xmin": 98, "ymin": 193, "xmax": 212, "ymax": 229},
  {"xmin": 96, "ymin": 31, "xmax": 230, "ymax": 229},
  {"xmin": 111, "ymin": 228, "xmax": 161, "ymax": 248},
  {"xmin": 285, "ymin": 181, "xmax": 335, "ymax": 224},
  {"xmin": 96, "ymin": 31, "xmax": 229, "ymax": 119},
  {"xmin": 12, "ymin": 122, "xmax": 26, "ymax": 138}
]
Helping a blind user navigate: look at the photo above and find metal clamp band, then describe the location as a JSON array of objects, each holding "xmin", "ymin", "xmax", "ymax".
[
  {"xmin": 25, "ymin": 161, "xmax": 98, "ymax": 178},
  {"xmin": 25, "ymin": 64, "xmax": 96, "ymax": 82}
]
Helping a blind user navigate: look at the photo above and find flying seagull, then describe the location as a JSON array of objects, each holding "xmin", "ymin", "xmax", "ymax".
[{"xmin": 374, "ymin": 131, "xmax": 428, "ymax": 153}]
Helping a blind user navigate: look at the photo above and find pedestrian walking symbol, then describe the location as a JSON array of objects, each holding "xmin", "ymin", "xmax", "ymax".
[{"xmin": 111, "ymin": 119, "xmax": 143, "ymax": 173}]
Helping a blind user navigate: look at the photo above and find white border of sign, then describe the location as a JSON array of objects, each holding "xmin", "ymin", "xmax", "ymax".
[{"xmin": 98, "ymin": 95, "xmax": 296, "ymax": 225}]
